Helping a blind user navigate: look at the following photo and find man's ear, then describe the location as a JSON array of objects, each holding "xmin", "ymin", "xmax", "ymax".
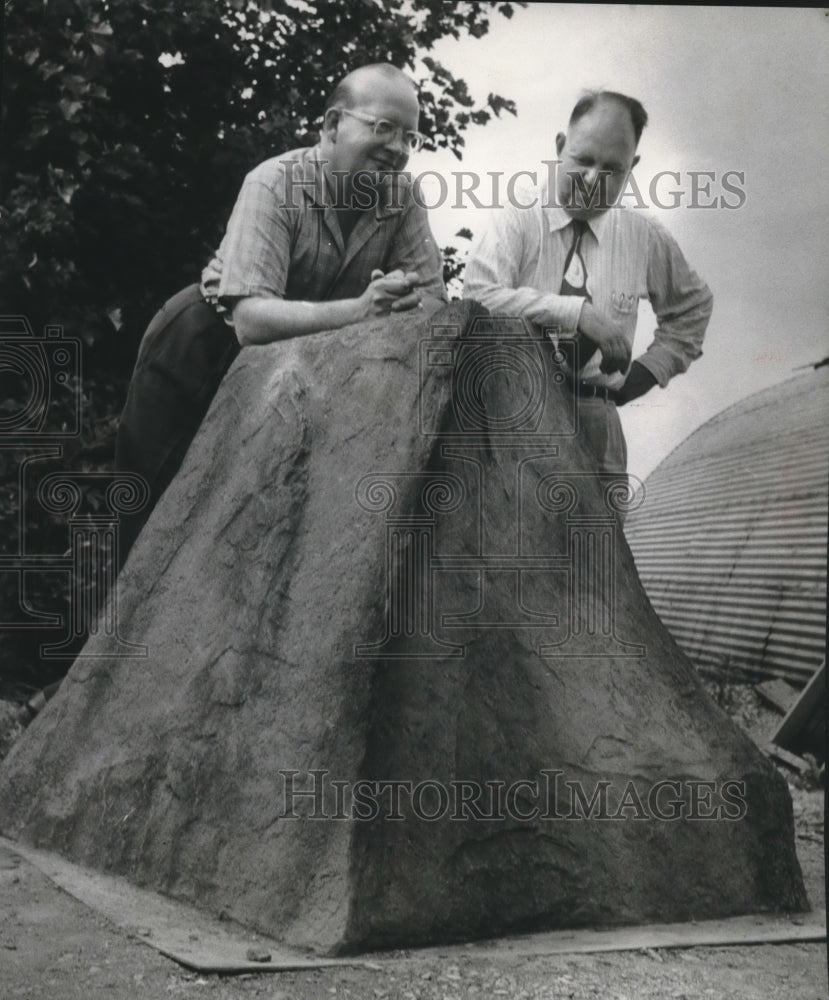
[
  {"xmin": 555, "ymin": 132, "xmax": 566, "ymax": 156},
  {"xmin": 322, "ymin": 107, "xmax": 339, "ymax": 141}
]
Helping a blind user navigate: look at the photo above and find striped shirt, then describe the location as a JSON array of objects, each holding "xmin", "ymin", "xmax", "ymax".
[
  {"xmin": 462, "ymin": 184, "xmax": 712, "ymax": 388},
  {"xmin": 201, "ymin": 145, "xmax": 447, "ymax": 319}
]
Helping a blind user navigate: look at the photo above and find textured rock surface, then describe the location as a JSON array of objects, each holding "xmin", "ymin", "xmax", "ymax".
[{"xmin": 0, "ymin": 306, "xmax": 807, "ymax": 954}]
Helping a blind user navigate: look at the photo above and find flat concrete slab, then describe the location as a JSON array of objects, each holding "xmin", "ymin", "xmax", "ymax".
[
  {"xmin": 415, "ymin": 912, "xmax": 825, "ymax": 959},
  {"xmin": 3, "ymin": 836, "xmax": 823, "ymax": 974},
  {"xmin": 0, "ymin": 838, "xmax": 372, "ymax": 973}
]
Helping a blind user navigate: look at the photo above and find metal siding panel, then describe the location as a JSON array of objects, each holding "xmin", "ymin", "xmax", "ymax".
[{"xmin": 627, "ymin": 366, "xmax": 828, "ymax": 684}]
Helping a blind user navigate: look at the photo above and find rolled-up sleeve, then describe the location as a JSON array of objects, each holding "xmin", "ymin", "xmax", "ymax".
[
  {"xmin": 638, "ymin": 221, "xmax": 713, "ymax": 387},
  {"xmin": 208, "ymin": 175, "xmax": 293, "ymax": 306}
]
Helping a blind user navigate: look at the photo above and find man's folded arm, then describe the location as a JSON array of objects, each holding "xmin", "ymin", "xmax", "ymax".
[
  {"xmin": 462, "ymin": 219, "xmax": 583, "ymax": 333},
  {"xmin": 231, "ymin": 268, "xmax": 428, "ymax": 345},
  {"xmin": 231, "ymin": 295, "xmax": 365, "ymax": 346}
]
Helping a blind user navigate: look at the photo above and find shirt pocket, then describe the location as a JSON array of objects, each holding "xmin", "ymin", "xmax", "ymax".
[{"xmin": 610, "ymin": 290, "xmax": 638, "ymax": 315}]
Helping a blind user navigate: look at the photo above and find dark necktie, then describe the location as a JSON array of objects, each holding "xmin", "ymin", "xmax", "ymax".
[
  {"xmin": 560, "ymin": 219, "xmax": 592, "ymax": 301},
  {"xmin": 560, "ymin": 219, "xmax": 596, "ymax": 371}
]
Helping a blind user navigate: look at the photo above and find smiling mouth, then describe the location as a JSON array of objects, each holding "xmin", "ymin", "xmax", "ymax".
[{"xmin": 370, "ymin": 156, "xmax": 399, "ymax": 171}]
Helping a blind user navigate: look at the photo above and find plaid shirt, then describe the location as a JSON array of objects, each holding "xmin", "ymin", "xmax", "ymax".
[
  {"xmin": 202, "ymin": 145, "xmax": 447, "ymax": 318},
  {"xmin": 463, "ymin": 184, "xmax": 712, "ymax": 389}
]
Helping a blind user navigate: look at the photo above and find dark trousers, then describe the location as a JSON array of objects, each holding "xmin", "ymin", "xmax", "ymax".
[{"xmin": 114, "ymin": 284, "xmax": 240, "ymax": 564}]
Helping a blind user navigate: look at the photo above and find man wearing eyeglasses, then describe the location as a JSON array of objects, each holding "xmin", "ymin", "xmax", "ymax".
[
  {"xmin": 202, "ymin": 63, "xmax": 446, "ymax": 344},
  {"xmin": 116, "ymin": 63, "xmax": 446, "ymax": 563},
  {"xmin": 463, "ymin": 90, "xmax": 712, "ymax": 479}
]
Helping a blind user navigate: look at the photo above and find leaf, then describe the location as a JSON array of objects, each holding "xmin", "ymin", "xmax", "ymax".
[
  {"xmin": 57, "ymin": 183, "xmax": 78, "ymax": 205},
  {"xmin": 59, "ymin": 99, "xmax": 83, "ymax": 121},
  {"xmin": 41, "ymin": 62, "xmax": 65, "ymax": 80},
  {"xmin": 488, "ymin": 93, "xmax": 518, "ymax": 118}
]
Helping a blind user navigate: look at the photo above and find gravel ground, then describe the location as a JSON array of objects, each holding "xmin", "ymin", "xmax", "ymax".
[{"xmin": 0, "ymin": 685, "xmax": 825, "ymax": 1000}]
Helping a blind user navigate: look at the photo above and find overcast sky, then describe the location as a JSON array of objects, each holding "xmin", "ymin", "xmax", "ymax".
[{"xmin": 407, "ymin": 4, "xmax": 829, "ymax": 482}]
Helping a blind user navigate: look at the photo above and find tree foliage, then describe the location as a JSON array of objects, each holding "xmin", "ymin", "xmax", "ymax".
[
  {"xmin": 2, "ymin": 0, "xmax": 520, "ymax": 354},
  {"xmin": 0, "ymin": 0, "xmax": 522, "ymax": 690}
]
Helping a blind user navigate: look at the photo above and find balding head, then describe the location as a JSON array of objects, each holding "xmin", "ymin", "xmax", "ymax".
[
  {"xmin": 569, "ymin": 90, "xmax": 648, "ymax": 147},
  {"xmin": 325, "ymin": 64, "xmax": 419, "ymax": 117}
]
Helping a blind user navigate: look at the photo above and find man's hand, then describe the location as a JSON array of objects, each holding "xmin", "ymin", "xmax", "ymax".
[
  {"xmin": 358, "ymin": 269, "xmax": 422, "ymax": 318},
  {"xmin": 576, "ymin": 302, "xmax": 632, "ymax": 375},
  {"xmin": 615, "ymin": 361, "xmax": 658, "ymax": 406}
]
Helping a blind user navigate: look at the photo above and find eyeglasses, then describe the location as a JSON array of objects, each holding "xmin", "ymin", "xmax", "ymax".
[{"xmin": 334, "ymin": 107, "xmax": 426, "ymax": 153}]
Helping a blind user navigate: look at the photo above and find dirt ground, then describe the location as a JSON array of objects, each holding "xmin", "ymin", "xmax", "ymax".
[{"xmin": 0, "ymin": 687, "xmax": 825, "ymax": 1000}]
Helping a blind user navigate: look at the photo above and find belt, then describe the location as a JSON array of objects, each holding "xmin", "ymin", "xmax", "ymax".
[{"xmin": 563, "ymin": 375, "xmax": 620, "ymax": 404}]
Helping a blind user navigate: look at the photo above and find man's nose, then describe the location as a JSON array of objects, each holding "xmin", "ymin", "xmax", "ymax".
[
  {"xmin": 383, "ymin": 127, "xmax": 407, "ymax": 156},
  {"xmin": 582, "ymin": 165, "xmax": 600, "ymax": 187}
]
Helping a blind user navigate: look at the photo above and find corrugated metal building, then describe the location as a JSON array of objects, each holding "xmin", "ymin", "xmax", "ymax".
[{"xmin": 625, "ymin": 363, "xmax": 828, "ymax": 685}]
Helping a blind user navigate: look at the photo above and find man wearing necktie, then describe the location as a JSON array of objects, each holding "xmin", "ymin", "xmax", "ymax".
[{"xmin": 463, "ymin": 90, "xmax": 713, "ymax": 478}]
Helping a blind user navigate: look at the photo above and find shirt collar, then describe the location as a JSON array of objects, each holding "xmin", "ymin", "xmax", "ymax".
[
  {"xmin": 300, "ymin": 145, "xmax": 407, "ymax": 218},
  {"xmin": 300, "ymin": 145, "xmax": 329, "ymax": 208},
  {"xmin": 543, "ymin": 200, "xmax": 614, "ymax": 243}
]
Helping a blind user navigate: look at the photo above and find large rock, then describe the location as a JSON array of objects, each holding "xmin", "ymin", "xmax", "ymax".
[{"xmin": 0, "ymin": 305, "xmax": 807, "ymax": 953}]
